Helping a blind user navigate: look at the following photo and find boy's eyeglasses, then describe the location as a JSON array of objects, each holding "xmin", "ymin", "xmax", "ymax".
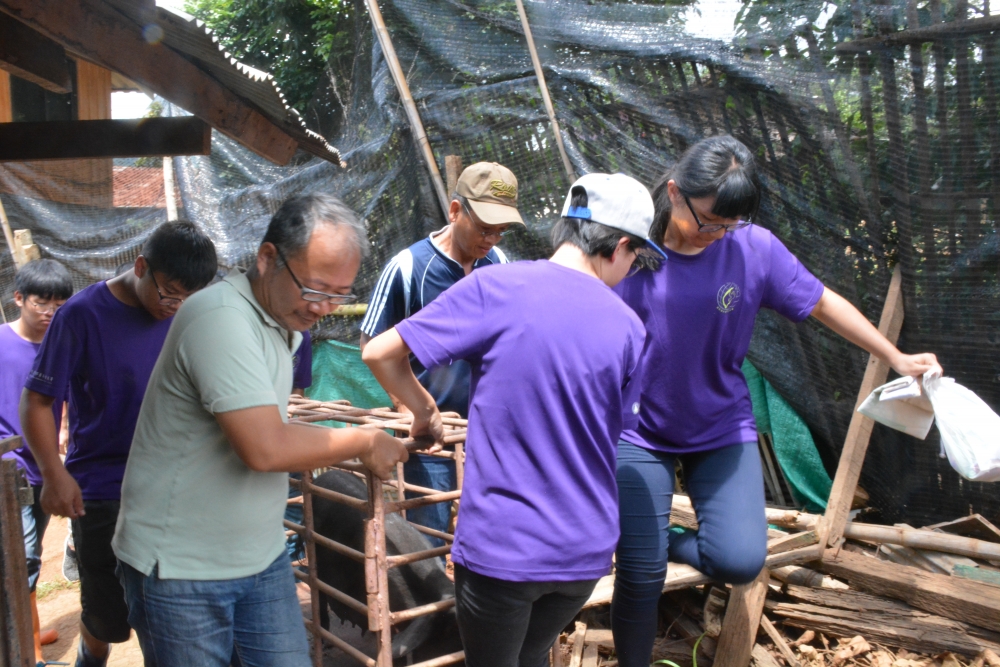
[
  {"xmin": 275, "ymin": 246, "xmax": 359, "ymax": 304},
  {"xmin": 149, "ymin": 271, "xmax": 185, "ymax": 306},
  {"xmin": 683, "ymin": 195, "xmax": 752, "ymax": 234}
]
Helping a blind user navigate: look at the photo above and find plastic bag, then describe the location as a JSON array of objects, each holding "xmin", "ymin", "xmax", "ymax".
[
  {"xmin": 857, "ymin": 376, "xmax": 935, "ymax": 439},
  {"xmin": 923, "ymin": 371, "xmax": 1000, "ymax": 482}
]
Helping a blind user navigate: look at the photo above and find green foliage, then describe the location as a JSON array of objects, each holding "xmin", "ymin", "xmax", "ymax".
[{"xmin": 183, "ymin": 0, "xmax": 354, "ymax": 113}]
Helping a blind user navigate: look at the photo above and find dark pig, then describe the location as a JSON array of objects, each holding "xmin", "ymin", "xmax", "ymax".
[{"xmin": 310, "ymin": 469, "xmax": 461, "ymax": 663}]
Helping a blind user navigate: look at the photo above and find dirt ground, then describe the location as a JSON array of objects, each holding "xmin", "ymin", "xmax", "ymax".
[{"xmin": 35, "ymin": 518, "xmax": 375, "ymax": 667}]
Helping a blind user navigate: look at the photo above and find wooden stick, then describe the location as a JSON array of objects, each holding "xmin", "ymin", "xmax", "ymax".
[
  {"xmin": 361, "ymin": 0, "xmax": 450, "ymax": 218},
  {"xmin": 819, "ymin": 265, "xmax": 904, "ymax": 550},
  {"xmin": 760, "ymin": 615, "xmax": 800, "ymax": 667},
  {"xmin": 163, "ymin": 155, "xmax": 178, "ymax": 222},
  {"xmin": 568, "ymin": 622, "xmax": 587, "ymax": 667},
  {"xmin": 407, "ymin": 650, "xmax": 466, "ymax": 667},
  {"xmin": 389, "ymin": 596, "xmax": 456, "ymax": 624},
  {"xmin": 715, "ymin": 567, "xmax": 771, "ymax": 667},
  {"xmin": 513, "ymin": 0, "xmax": 575, "ymax": 181},
  {"xmin": 0, "ymin": 195, "xmax": 19, "ymax": 269}
]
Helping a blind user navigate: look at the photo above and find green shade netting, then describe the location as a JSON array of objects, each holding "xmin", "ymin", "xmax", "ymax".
[
  {"xmin": 305, "ymin": 340, "xmax": 391, "ymax": 428},
  {"xmin": 743, "ymin": 360, "xmax": 831, "ymax": 512}
]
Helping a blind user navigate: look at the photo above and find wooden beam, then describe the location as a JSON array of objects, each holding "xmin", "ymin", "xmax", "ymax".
[
  {"xmin": 74, "ymin": 58, "xmax": 110, "ymax": 121},
  {"xmin": 819, "ymin": 265, "xmax": 904, "ymax": 549},
  {"xmin": 0, "ymin": 70, "xmax": 11, "ymax": 122},
  {"xmin": 836, "ymin": 14, "xmax": 1000, "ymax": 52},
  {"xmin": 0, "ymin": 117, "xmax": 211, "ymax": 161},
  {"xmin": 0, "ymin": 0, "xmax": 298, "ymax": 165},
  {"xmin": 715, "ymin": 567, "xmax": 771, "ymax": 667},
  {"xmin": 0, "ymin": 13, "xmax": 72, "ymax": 93},
  {"xmin": 818, "ymin": 549, "xmax": 1000, "ymax": 633}
]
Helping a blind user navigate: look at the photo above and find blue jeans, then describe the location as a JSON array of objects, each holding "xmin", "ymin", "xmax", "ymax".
[
  {"xmin": 118, "ymin": 553, "xmax": 311, "ymax": 667},
  {"xmin": 403, "ymin": 454, "xmax": 457, "ymax": 548},
  {"xmin": 611, "ymin": 441, "xmax": 767, "ymax": 667},
  {"xmin": 22, "ymin": 485, "xmax": 49, "ymax": 592}
]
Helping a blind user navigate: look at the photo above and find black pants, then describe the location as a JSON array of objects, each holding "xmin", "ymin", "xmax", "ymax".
[
  {"xmin": 454, "ymin": 564, "xmax": 599, "ymax": 667},
  {"xmin": 72, "ymin": 500, "xmax": 131, "ymax": 643}
]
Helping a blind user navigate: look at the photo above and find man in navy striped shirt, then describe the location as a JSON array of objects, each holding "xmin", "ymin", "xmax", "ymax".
[{"xmin": 360, "ymin": 162, "xmax": 524, "ymax": 545}]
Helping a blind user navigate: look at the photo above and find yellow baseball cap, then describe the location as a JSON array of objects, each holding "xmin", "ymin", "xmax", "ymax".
[{"xmin": 456, "ymin": 162, "xmax": 526, "ymax": 226}]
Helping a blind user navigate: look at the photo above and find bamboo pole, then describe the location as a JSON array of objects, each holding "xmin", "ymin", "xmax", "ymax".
[
  {"xmin": 361, "ymin": 0, "xmax": 450, "ymax": 218},
  {"xmin": 513, "ymin": 0, "xmax": 576, "ymax": 181},
  {"xmin": 163, "ymin": 156, "xmax": 178, "ymax": 221},
  {"xmin": 0, "ymin": 196, "xmax": 19, "ymax": 268}
]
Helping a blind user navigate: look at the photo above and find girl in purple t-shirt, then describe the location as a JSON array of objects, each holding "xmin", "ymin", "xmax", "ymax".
[{"xmin": 610, "ymin": 136, "xmax": 943, "ymax": 667}]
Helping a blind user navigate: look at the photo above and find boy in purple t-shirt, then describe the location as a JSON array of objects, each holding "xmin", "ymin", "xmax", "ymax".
[
  {"xmin": 609, "ymin": 136, "xmax": 942, "ymax": 667},
  {"xmin": 364, "ymin": 174, "xmax": 661, "ymax": 667},
  {"xmin": 1, "ymin": 259, "xmax": 73, "ymax": 664},
  {"xmin": 20, "ymin": 221, "xmax": 217, "ymax": 667}
]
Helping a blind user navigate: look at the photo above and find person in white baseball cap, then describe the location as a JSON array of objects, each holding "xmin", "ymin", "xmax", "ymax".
[{"xmin": 362, "ymin": 172, "xmax": 655, "ymax": 667}]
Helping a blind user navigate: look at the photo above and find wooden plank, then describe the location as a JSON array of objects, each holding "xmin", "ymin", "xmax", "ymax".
[
  {"xmin": 767, "ymin": 531, "xmax": 818, "ymax": 555},
  {"xmin": 75, "ymin": 57, "xmax": 111, "ymax": 121},
  {"xmin": 771, "ymin": 585, "xmax": 1000, "ymax": 657},
  {"xmin": 751, "ymin": 644, "xmax": 782, "ymax": 667},
  {"xmin": 0, "ymin": 459, "xmax": 34, "ymax": 667},
  {"xmin": 715, "ymin": 567, "xmax": 771, "ymax": 667},
  {"xmin": 0, "ymin": 70, "xmax": 11, "ymax": 123},
  {"xmin": 0, "ymin": 0, "xmax": 298, "ymax": 165},
  {"xmin": 0, "ymin": 435, "xmax": 21, "ymax": 455},
  {"xmin": 0, "ymin": 117, "xmax": 212, "ymax": 161},
  {"xmin": 0, "ymin": 13, "xmax": 71, "ymax": 93},
  {"xmin": 581, "ymin": 644, "xmax": 599, "ymax": 667},
  {"xmin": 818, "ymin": 549, "xmax": 1000, "ymax": 632},
  {"xmin": 819, "ymin": 265, "xmax": 904, "ymax": 550},
  {"xmin": 568, "ymin": 622, "xmax": 587, "ymax": 667}
]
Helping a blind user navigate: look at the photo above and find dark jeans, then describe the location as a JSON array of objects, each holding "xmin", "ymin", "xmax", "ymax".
[
  {"xmin": 403, "ymin": 454, "xmax": 456, "ymax": 548},
  {"xmin": 455, "ymin": 564, "xmax": 598, "ymax": 667},
  {"xmin": 611, "ymin": 441, "xmax": 767, "ymax": 667},
  {"xmin": 22, "ymin": 484, "xmax": 49, "ymax": 592},
  {"xmin": 72, "ymin": 500, "xmax": 131, "ymax": 643},
  {"xmin": 118, "ymin": 553, "xmax": 310, "ymax": 667}
]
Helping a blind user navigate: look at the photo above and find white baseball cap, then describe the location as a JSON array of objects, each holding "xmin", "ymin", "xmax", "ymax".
[{"xmin": 560, "ymin": 173, "xmax": 666, "ymax": 259}]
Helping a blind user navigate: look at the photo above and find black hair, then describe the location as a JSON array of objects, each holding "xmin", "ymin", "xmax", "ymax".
[
  {"xmin": 260, "ymin": 193, "xmax": 370, "ymax": 267},
  {"xmin": 14, "ymin": 259, "xmax": 73, "ymax": 301},
  {"xmin": 142, "ymin": 220, "xmax": 218, "ymax": 291},
  {"xmin": 649, "ymin": 135, "xmax": 761, "ymax": 243},
  {"xmin": 551, "ymin": 186, "xmax": 648, "ymax": 259}
]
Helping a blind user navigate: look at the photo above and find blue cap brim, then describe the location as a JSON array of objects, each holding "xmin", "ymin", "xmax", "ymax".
[{"xmin": 645, "ymin": 239, "xmax": 669, "ymax": 260}]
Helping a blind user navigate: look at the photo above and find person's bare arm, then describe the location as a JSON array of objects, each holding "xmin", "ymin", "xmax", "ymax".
[
  {"xmin": 360, "ymin": 331, "xmax": 409, "ymax": 413},
  {"xmin": 810, "ymin": 287, "xmax": 942, "ymax": 377},
  {"xmin": 20, "ymin": 389, "xmax": 83, "ymax": 518},
  {"xmin": 59, "ymin": 402, "xmax": 70, "ymax": 455},
  {"xmin": 362, "ymin": 328, "xmax": 443, "ymax": 447},
  {"xmin": 214, "ymin": 405, "xmax": 408, "ymax": 479}
]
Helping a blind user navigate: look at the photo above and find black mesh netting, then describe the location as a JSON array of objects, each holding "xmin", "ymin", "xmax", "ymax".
[{"xmin": 0, "ymin": 0, "xmax": 997, "ymax": 527}]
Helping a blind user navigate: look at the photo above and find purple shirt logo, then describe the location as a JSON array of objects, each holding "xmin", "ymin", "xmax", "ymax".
[{"xmin": 716, "ymin": 282, "xmax": 742, "ymax": 313}]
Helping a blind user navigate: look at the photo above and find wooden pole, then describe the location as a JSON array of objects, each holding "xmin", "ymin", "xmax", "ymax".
[
  {"xmin": 1, "ymin": 460, "xmax": 34, "ymax": 667},
  {"xmin": 361, "ymin": 0, "xmax": 450, "ymax": 218},
  {"xmin": 366, "ymin": 472, "xmax": 393, "ymax": 667},
  {"xmin": 513, "ymin": 0, "xmax": 576, "ymax": 181},
  {"xmin": 301, "ymin": 470, "xmax": 324, "ymax": 667},
  {"xmin": 818, "ymin": 265, "xmax": 904, "ymax": 550},
  {"xmin": 444, "ymin": 155, "xmax": 463, "ymax": 197},
  {"xmin": 163, "ymin": 156, "xmax": 178, "ymax": 222}
]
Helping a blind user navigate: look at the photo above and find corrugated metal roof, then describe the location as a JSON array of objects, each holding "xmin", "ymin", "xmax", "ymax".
[{"xmin": 103, "ymin": 0, "xmax": 342, "ymax": 165}]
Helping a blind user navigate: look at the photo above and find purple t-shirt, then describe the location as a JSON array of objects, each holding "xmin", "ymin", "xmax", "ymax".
[
  {"xmin": 0, "ymin": 324, "xmax": 62, "ymax": 486},
  {"xmin": 292, "ymin": 330, "xmax": 312, "ymax": 390},
  {"xmin": 25, "ymin": 282, "xmax": 172, "ymax": 500},
  {"xmin": 615, "ymin": 225, "xmax": 824, "ymax": 453},
  {"xmin": 396, "ymin": 260, "xmax": 646, "ymax": 582}
]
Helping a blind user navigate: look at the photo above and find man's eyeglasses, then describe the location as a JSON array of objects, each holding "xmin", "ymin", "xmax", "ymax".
[
  {"xmin": 275, "ymin": 246, "xmax": 359, "ymax": 305},
  {"xmin": 149, "ymin": 271, "xmax": 185, "ymax": 306},
  {"xmin": 25, "ymin": 298, "xmax": 63, "ymax": 314},
  {"xmin": 683, "ymin": 195, "xmax": 752, "ymax": 234},
  {"xmin": 461, "ymin": 201, "xmax": 514, "ymax": 239}
]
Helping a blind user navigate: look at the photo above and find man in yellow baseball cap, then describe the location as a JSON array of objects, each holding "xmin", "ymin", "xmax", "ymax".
[{"xmin": 360, "ymin": 161, "xmax": 524, "ymax": 544}]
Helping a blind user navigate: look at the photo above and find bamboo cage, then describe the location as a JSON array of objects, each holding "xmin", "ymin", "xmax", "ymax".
[{"xmin": 285, "ymin": 395, "xmax": 468, "ymax": 667}]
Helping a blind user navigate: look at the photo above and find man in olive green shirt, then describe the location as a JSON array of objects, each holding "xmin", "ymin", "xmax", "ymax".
[{"xmin": 113, "ymin": 194, "xmax": 410, "ymax": 667}]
